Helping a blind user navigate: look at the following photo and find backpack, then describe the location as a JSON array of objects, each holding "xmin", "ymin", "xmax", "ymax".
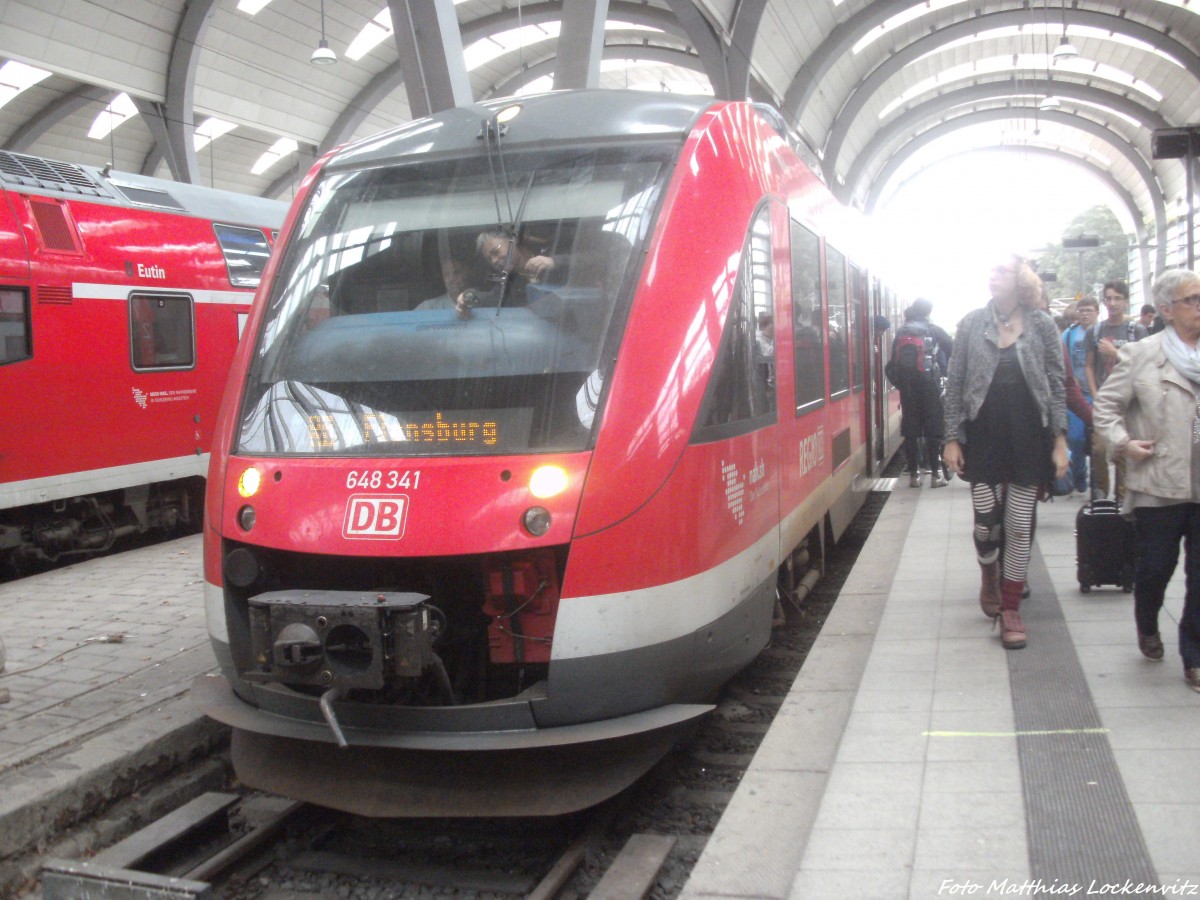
[{"xmin": 893, "ymin": 322, "xmax": 935, "ymax": 378}]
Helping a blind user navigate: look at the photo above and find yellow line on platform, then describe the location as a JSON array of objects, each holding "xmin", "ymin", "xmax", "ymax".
[{"xmin": 923, "ymin": 728, "xmax": 1110, "ymax": 737}]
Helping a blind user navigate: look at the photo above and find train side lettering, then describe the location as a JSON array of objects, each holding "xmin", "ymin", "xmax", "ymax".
[
  {"xmin": 136, "ymin": 263, "xmax": 166, "ymax": 279},
  {"xmin": 798, "ymin": 427, "xmax": 827, "ymax": 478}
]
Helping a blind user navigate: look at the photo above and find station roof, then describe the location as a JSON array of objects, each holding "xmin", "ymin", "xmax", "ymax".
[{"xmin": 0, "ymin": 0, "xmax": 1196, "ymax": 252}]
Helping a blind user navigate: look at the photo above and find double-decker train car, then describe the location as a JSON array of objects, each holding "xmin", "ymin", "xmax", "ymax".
[
  {"xmin": 0, "ymin": 152, "xmax": 287, "ymax": 571},
  {"xmin": 194, "ymin": 91, "xmax": 904, "ymax": 817}
]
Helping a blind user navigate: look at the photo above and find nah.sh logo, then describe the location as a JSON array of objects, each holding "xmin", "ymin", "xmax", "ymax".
[{"xmin": 343, "ymin": 494, "xmax": 409, "ymax": 539}]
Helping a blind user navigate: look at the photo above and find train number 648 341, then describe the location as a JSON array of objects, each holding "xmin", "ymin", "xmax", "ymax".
[{"xmin": 345, "ymin": 470, "xmax": 421, "ymax": 491}]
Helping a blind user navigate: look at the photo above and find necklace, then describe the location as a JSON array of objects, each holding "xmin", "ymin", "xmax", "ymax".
[{"xmin": 994, "ymin": 306, "xmax": 1016, "ymax": 329}]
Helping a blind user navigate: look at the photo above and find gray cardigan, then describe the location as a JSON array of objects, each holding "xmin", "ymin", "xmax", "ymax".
[{"xmin": 943, "ymin": 305, "xmax": 1068, "ymax": 444}]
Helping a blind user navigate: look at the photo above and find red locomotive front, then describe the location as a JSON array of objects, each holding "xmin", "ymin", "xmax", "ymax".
[{"xmin": 196, "ymin": 91, "xmax": 883, "ymax": 816}]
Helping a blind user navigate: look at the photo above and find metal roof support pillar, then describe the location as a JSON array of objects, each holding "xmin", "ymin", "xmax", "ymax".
[
  {"xmin": 133, "ymin": 99, "xmax": 179, "ymax": 178},
  {"xmin": 661, "ymin": 0, "xmax": 730, "ymax": 98},
  {"xmin": 388, "ymin": 0, "xmax": 474, "ymax": 118},
  {"xmin": 554, "ymin": 0, "xmax": 609, "ymax": 90},
  {"xmin": 162, "ymin": 0, "xmax": 213, "ymax": 184}
]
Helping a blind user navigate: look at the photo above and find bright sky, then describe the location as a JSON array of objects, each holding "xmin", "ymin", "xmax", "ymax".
[{"xmin": 869, "ymin": 153, "xmax": 1128, "ymax": 327}]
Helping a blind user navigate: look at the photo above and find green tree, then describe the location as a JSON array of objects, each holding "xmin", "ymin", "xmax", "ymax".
[{"xmin": 1034, "ymin": 206, "xmax": 1130, "ymax": 299}]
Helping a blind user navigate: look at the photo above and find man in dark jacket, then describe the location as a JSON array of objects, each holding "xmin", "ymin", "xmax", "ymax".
[{"xmin": 888, "ymin": 298, "xmax": 953, "ymax": 487}]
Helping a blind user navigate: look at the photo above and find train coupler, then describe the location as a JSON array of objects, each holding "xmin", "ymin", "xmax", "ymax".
[{"xmin": 244, "ymin": 590, "xmax": 435, "ymax": 691}]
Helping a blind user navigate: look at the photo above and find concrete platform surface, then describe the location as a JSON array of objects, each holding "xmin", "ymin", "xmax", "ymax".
[
  {"xmin": 0, "ymin": 536, "xmax": 222, "ymax": 878},
  {"xmin": 683, "ymin": 477, "xmax": 1199, "ymax": 899}
]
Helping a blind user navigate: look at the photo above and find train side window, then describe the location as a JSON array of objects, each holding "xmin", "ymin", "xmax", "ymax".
[
  {"xmin": 849, "ymin": 263, "xmax": 867, "ymax": 392},
  {"xmin": 790, "ymin": 220, "xmax": 825, "ymax": 414},
  {"xmin": 692, "ymin": 206, "xmax": 776, "ymax": 442},
  {"xmin": 826, "ymin": 244, "xmax": 849, "ymax": 398},
  {"xmin": 0, "ymin": 287, "xmax": 31, "ymax": 364},
  {"xmin": 129, "ymin": 293, "xmax": 195, "ymax": 370},
  {"xmin": 214, "ymin": 223, "xmax": 272, "ymax": 287}
]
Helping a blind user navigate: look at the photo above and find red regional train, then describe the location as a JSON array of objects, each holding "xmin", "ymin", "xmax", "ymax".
[
  {"xmin": 193, "ymin": 91, "xmax": 905, "ymax": 817},
  {"xmin": 0, "ymin": 152, "xmax": 286, "ymax": 572}
]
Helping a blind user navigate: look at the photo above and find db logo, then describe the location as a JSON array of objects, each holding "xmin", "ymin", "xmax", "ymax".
[{"xmin": 343, "ymin": 494, "xmax": 409, "ymax": 540}]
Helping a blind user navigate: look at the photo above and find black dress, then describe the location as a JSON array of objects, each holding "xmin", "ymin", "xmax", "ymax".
[{"xmin": 963, "ymin": 345, "xmax": 1052, "ymax": 486}]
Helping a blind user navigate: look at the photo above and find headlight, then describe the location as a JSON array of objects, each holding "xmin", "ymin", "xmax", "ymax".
[
  {"xmin": 529, "ymin": 465, "xmax": 567, "ymax": 499},
  {"xmin": 522, "ymin": 507, "xmax": 551, "ymax": 536},
  {"xmin": 237, "ymin": 467, "xmax": 261, "ymax": 498}
]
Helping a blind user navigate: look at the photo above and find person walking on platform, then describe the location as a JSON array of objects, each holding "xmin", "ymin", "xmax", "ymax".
[
  {"xmin": 1063, "ymin": 296, "xmax": 1099, "ymax": 493},
  {"xmin": 1093, "ymin": 268, "xmax": 1200, "ymax": 692},
  {"xmin": 942, "ymin": 254, "xmax": 1069, "ymax": 650},
  {"xmin": 1086, "ymin": 281, "xmax": 1147, "ymax": 501},
  {"xmin": 887, "ymin": 298, "xmax": 953, "ymax": 488}
]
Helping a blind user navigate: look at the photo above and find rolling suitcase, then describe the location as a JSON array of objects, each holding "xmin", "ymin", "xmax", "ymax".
[{"xmin": 1075, "ymin": 433, "xmax": 1135, "ymax": 593}]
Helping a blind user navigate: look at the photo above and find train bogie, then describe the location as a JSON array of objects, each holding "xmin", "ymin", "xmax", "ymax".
[{"xmin": 195, "ymin": 91, "xmax": 902, "ymax": 816}]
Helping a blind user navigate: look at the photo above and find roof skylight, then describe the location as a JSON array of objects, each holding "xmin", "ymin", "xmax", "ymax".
[
  {"xmin": 877, "ymin": 54, "xmax": 1163, "ymax": 119},
  {"xmin": 251, "ymin": 137, "xmax": 299, "ymax": 175},
  {"xmin": 346, "ymin": 8, "xmax": 393, "ymax": 61},
  {"xmin": 0, "ymin": 61, "xmax": 52, "ymax": 112},
  {"xmin": 194, "ymin": 117, "xmax": 237, "ymax": 151},
  {"xmin": 87, "ymin": 92, "xmax": 139, "ymax": 140},
  {"xmin": 236, "ymin": 0, "xmax": 273, "ymax": 14}
]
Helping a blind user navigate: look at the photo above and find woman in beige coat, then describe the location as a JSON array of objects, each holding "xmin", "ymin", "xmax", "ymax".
[{"xmin": 1093, "ymin": 268, "xmax": 1200, "ymax": 692}]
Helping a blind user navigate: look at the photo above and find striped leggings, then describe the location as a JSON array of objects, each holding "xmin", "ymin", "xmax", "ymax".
[{"xmin": 970, "ymin": 482, "xmax": 1039, "ymax": 584}]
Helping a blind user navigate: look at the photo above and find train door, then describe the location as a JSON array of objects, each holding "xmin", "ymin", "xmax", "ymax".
[
  {"xmin": 849, "ymin": 263, "xmax": 871, "ymax": 475},
  {"xmin": 775, "ymin": 217, "xmax": 828, "ymax": 558}
]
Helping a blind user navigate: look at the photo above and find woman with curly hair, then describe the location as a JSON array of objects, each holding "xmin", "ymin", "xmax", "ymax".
[{"xmin": 942, "ymin": 254, "xmax": 1069, "ymax": 649}]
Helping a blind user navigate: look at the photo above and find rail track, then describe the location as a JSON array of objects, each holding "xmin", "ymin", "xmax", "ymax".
[{"xmin": 26, "ymin": 486, "xmax": 891, "ymax": 899}]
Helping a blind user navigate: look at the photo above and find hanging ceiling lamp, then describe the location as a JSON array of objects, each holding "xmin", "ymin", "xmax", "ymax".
[
  {"xmin": 311, "ymin": 0, "xmax": 337, "ymax": 65},
  {"xmin": 1052, "ymin": 1, "xmax": 1078, "ymax": 60},
  {"xmin": 1038, "ymin": 0, "xmax": 1064, "ymax": 110},
  {"xmin": 1052, "ymin": 35, "xmax": 1078, "ymax": 61}
]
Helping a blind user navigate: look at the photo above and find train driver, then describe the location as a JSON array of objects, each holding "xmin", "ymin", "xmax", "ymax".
[{"xmin": 454, "ymin": 229, "xmax": 559, "ymax": 316}]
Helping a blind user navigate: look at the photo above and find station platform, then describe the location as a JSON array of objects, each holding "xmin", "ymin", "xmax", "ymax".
[
  {"xmin": 0, "ymin": 534, "xmax": 224, "ymax": 892},
  {"xmin": 0, "ymin": 479, "xmax": 1196, "ymax": 898},
  {"xmin": 683, "ymin": 477, "xmax": 1199, "ymax": 899}
]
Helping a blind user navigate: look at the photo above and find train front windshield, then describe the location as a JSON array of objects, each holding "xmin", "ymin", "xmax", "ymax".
[{"xmin": 237, "ymin": 145, "xmax": 671, "ymax": 457}]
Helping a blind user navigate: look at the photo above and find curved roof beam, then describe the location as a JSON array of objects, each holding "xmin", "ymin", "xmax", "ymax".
[
  {"xmin": 860, "ymin": 107, "xmax": 1167, "ymax": 276},
  {"xmin": 822, "ymin": 8, "xmax": 1200, "ymax": 184},
  {"xmin": 487, "ymin": 44, "xmax": 704, "ymax": 98},
  {"xmin": 786, "ymin": 1, "xmax": 1192, "ymax": 123},
  {"xmin": 661, "ymin": 0, "xmax": 729, "ymax": 97},
  {"xmin": 842, "ymin": 79, "xmax": 1170, "ymax": 204},
  {"xmin": 4, "ymin": 84, "xmax": 111, "ymax": 153},
  {"xmin": 726, "ymin": 0, "xmax": 769, "ymax": 101},
  {"xmin": 782, "ymin": 0, "xmax": 914, "ymax": 121},
  {"xmin": 162, "ymin": 0, "xmax": 216, "ymax": 184},
  {"xmin": 320, "ymin": 0, "xmax": 694, "ymax": 155},
  {"xmin": 884, "ymin": 144, "xmax": 1152, "ymax": 299},
  {"xmin": 133, "ymin": 97, "xmax": 174, "ymax": 177},
  {"xmin": 263, "ymin": 144, "xmax": 321, "ymax": 202}
]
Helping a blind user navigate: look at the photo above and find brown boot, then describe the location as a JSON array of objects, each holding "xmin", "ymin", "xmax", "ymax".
[
  {"xmin": 979, "ymin": 562, "xmax": 1002, "ymax": 618},
  {"xmin": 999, "ymin": 579, "xmax": 1026, "ymax": 650}
]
